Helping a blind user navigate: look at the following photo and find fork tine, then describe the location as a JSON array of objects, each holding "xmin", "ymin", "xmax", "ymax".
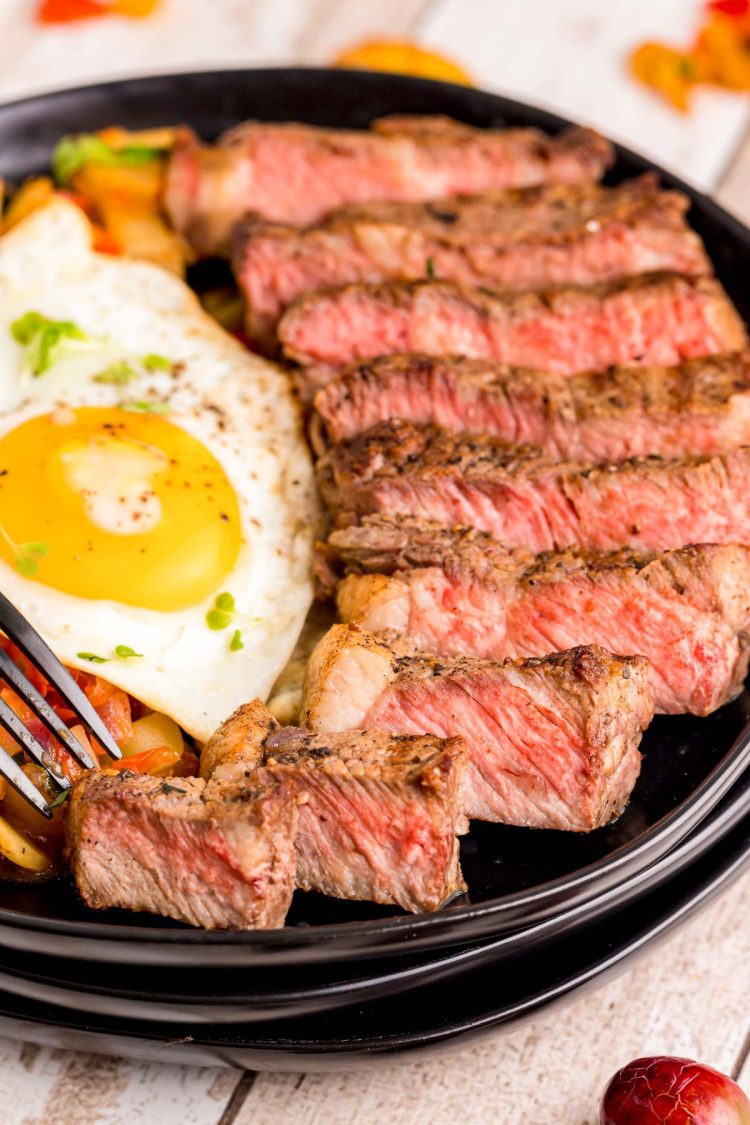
[
  {"xmin": 0, "ymin": 696, "xmax": 70, "ymax": 791},
  {"xmin": 0, "ymin": 592, "xmax": 121, "ymax": 761},
  {"xmin": 0, "ymin": 648, "xmax": 97, "ymax": 771},
  {"xmin": 0, "ymin": 742, "xmax": 51, "ymax": 818}
]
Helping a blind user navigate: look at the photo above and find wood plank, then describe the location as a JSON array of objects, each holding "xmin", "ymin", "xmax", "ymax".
[
  {"xmin": 0, "ymin": 0, "xmax": 432, "ymax": 105},
  {"xmin": 716, "ymin": 126, "xmax": 750, "ymax": 229},
  {"xmin": 0, "ymin": 1040, "xmax": 238, "ymax": 1125},
  {"xmin": 735, "ymin": 1030, "xmax": 750, "ymax": 1089},
  {"xmin": 416, "ymin": 0, "xmax": 750, "ymax": 190},
  {"xmin": 233, "ymin": 874, "xmax": 750, "ymax": 1125}
]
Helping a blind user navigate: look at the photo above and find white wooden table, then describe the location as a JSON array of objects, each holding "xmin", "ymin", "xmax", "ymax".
[{"xmin": 0, "ymin": 2, "xmax": 748, "ymax": 1121}]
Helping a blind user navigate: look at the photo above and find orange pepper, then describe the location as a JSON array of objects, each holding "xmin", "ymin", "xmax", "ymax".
[
  {"xmin": 108, "ymin": 745, "xmax": 182, "ymax": 776},
  {"xmin": 110, "ymin": 0, "xmax": 160, "ymax": 14},
  {"xmin": 333, "ymin": 41, "xmax": 473, "ymax": 86},
  {"xmin": 630, "ymin": 2, "xmax": 750, "ymax": 109},
  {"xmin": 629, "ymin": 42, "xmax": 696, "ymax": 111},
  {"xmin": 696, "ymin": 13, "xmax": 750, "ymax": 88}
]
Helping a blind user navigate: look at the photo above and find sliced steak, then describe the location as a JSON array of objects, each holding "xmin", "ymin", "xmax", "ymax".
[
  {"xmin": 311, "ymin": 351, "xmax": 750, "ymax": 461},
  {"xmin": 66, "ymin": 770, "xmax": 298, "ymax": 929},
  {"xmin": 279, "ymin": 275, "xmax": 747, "ymax": 395},
  {"xmin": 330, "ymin": 516, "xmax": 750, "ymax": 716},
  {"xmin": 205, "ymin": 700, "xmax": 467, "ymax": 912},
  {"xmin": 236, "ymin": 175, "xmax": 709, "ymax": 339},
  {"xmin": 317, "ymin": 420, "xmax": 750, "ymax": 554},
  {"xmin": 166, "ymin": 116, "xmax": 613, "ymax": 257},
  {"xmin": 302, "ymin": 625, "xmax": 652, "ymax": 829}
]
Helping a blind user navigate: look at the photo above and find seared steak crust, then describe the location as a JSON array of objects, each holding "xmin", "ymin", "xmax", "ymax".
[
  {"xmin": 210, "ymin": 700, "xmax": 467, "ymax": 912},
  {"xmin": 257, "ymin": 725, "xmax": 467, "ymax": 912},
  {"xmin": 317, "ymin": 420, "xmax": 750, "ymax": 554},
  {"xmin": 67, "ymin": 770, "xmax": 298, "ymax": 930},
  {"xmin": 166, "ymin": 116, "xmax": 613, "ymax": 257},
  {"xmin": 236, "ymin": 175, "xmax": 709, "ymax": 338},
  {"xmin": 329, "ymin": 516, "xmax": 750, "ymax": 715},
  {"xmin": 311, "ymin": 351, "xmax": 750, "ymax": 461},
  {"xmin": 279, "ymin": 274, "xmax": 747, "ymax": 394},
  {"xmin": 303, "ymin": 625, "xmax": 652, "ymax": 830}
]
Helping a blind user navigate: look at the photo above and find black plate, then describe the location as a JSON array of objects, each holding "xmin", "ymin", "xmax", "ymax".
[
  {"xmin": 0, "ymin": 799, "xmax": 746, "ymax": 1070},
  {"xmin": 0, "ymin": 69, "xmax": 749, "ymax": 964},
  {"xmin": 0, "ymin": 746, "xmax": 747, "ymax": 1026}
]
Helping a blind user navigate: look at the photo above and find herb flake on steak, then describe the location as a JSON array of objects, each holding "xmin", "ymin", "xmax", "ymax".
[
  {"xmin": 328, "ymin": 515, "xmax": 750, "ymax": 716},
  {"xmin": 311, "ymin": 351, "xmax": 750, "ymax": 462},
  {"xmin": 279, "ymin": 275, "xmax": 747, "ymax": 396},
  {"xmin": 235, "ymin": 174, "xmax": 709, "ymax": 339},
  {"xmin": 166, "ymin": 116, "xmax": 613, "ymax": 257},
  {"xmin": 303, "ymin": 625, "xmax": 653, "ymax": 830},
  {"xmin": 317, "ymin": 420, "xmax": 750, "ymax": 554}
]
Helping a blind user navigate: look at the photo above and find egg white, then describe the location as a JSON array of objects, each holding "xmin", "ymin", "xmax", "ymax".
[{"xmin": 0, "ymin": 199, "xmax": 319, "ymax": 741}]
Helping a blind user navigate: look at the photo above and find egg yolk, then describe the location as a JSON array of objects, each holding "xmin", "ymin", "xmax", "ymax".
[{"xmin": 0, "ymin": 407, "xmax": 242, "ymax": 611}]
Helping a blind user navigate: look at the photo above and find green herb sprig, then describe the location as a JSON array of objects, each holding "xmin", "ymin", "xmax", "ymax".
[
  {"xmin": 15, "ymin": 541, "xmax": 49, "ymax": 578},
  {"xmin": 206, "ymin": 591, "xmax": 235, "ymax": 631},
  {"xmin": 120, "ymin": 400, "xmax": 171, "ymax": 415},
  {"xmin": 11, "ymin": 312, "xmax": 91, "ymax": 376},
  {"xmin": 52, "ymin": 134, "xmax": 164, "ymax": 187}
]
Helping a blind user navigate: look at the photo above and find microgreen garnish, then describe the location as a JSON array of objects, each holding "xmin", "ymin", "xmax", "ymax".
[
  {"xmin": 15, "ymin": 541, "xmax": 48, "ymax": 578},
  {"xmin": 229, "ymin": 629, "xmax": 244, "ymax": 652},
  {"xmin": 10, "ymin": 312, "xmax": 45, "ymax": 345},
  {"xmin": 120, "ymin": 400, "xmax": 171, "ymax": 414},
  {"xmin": 425, "ymin": 256, "xmax": 436, "ymax": 279},
  {"xmin": 52, "ymin": 134, "xmax": 164, "ymax": 187},
  {"xmin": 115, "ymin": 645, "xmax": 142, "ymax": 659},
  {"xmin": 46, "ymin": 789, "xmax": 71, "ymax": 811},
  {"xmin": 142, "ymin": 353, "xmax": 172, "ymax": 372},
  {"xmin": 94, "ymin": 361, "xmax": 139, "ymax": 385},
  {"xmin": 206, "ymin": 591, "xmax": 235, "ymax": 631},
  {"xmin": 11, "ymin": 311, "xmax": 91, "ymax": 376},
  {"xmin": 77, "ymin": 651, "xmax": 107, "ymax": 664}
]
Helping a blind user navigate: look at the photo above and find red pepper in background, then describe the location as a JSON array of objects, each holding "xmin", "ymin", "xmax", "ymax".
[
  {"xmin": 36, "ymin": 0, "xmax": 161, "ymax": 22},
  {"xmin": 36, "ymin": 0, "xmax": 107, "ymax": 21},
  {"xmin": 708, "ymin": 0, "xmax": 749, "ymax": 16}
]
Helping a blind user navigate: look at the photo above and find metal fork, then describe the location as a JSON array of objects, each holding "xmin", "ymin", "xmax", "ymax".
[{"xmin": 0, "ymin": 592, "xmax": 121, "ymax": 817}]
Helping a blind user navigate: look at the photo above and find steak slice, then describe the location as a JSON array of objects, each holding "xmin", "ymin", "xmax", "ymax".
[
  {"xmin": 329, "ymin": 516, "xmax": 750, "ymax": 716},
  {"xmin": 279, "ymin": 275, "xmax": 747, "ymax": 396},
  {"xmin": 302, "ymin": 625, "xmax": 652, "ymax": 829},
  {"xmin": 311, "ymin": 351, "xmax": 750, "ymax": 461},
  {"xmin": 66, "ymin": 770, "xmax": 298, "ymax": 929},
  {"xmin": 317, "ymin": 420, "xmax": 750, "ymax": 554},
  {"xmin": 236, "ymin": 175, "xmax": 709, "ymax": 339},
  {"xmin": 204, "ymin": 700, "xmax": 467, "ymax": 912},
  {"xmin": 166, "ymin": 116, "xmax": 613, "ymax": 257}
]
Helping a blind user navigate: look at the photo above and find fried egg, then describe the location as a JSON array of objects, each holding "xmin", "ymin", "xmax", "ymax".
[{"xmin": 0, "ymin": 199, "xmax": 318, "ymax": 741}]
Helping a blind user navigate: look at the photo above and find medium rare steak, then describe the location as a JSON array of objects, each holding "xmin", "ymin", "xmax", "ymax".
[
  {"xmin": 166, "ymin": 115, "xmax": 613, "ymax": 257},
  {"xmin": 317, "ymin": 420, "xmax": 750, "ymax": 554},
  {"xmin": 66, "ymin": 771, "xmax": 298, "ymax": 929},
  {"xmin": 279, "ymin": 275, "xmax": 747, "ymax": 395},
  {"xmin": 311, "ymin": 352, "xmax": 750, "ymax": 461},
  {"xmin": 236, "ymin": 175, "xmax": 709, "ymax": 339},
  {"xmin": 303, "ymin": 625, "xmax": 652, "ymax": 829},
  {"xmin": 204, "ymin": 700, "xmax": 468, "ymax": 912},
  {"xmin": 329, "ymin": 516, "xmax": 750, "ymax": 716}
]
